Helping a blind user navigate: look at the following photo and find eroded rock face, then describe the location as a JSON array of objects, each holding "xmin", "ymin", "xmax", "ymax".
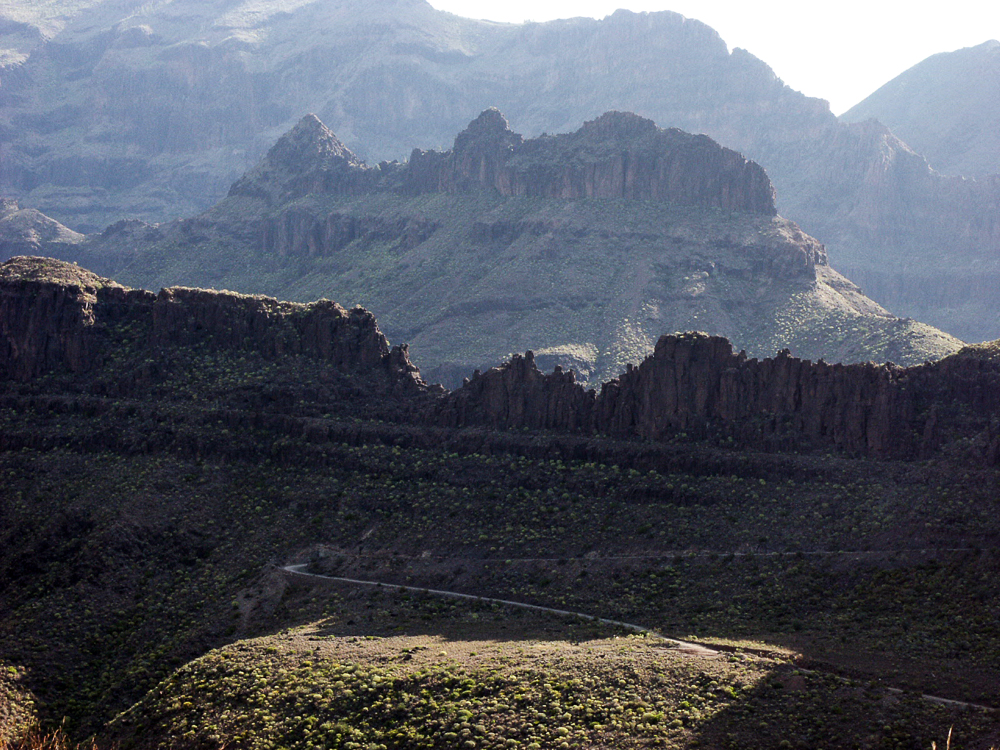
[
  {"xmin": 0, "ymin": 257, "xmax": 424, "ymax": 395},
  {"xmin": 439, "ymin": 352, "xmax": 595, "ymax": 432},
  {"xmin": 437, "ymin": 331, "xmax": 1000, "ymax": 462},
  {"xmin": 3, "ymin": 258, "xmax": 999, "ymax": 462},
  {"xmin": 406, "ymin": 110, "xmax": 776, "ymax": 215},
  {"xmin": 0, "ymin": 257, "xmax": 152, "ymax": 380}
]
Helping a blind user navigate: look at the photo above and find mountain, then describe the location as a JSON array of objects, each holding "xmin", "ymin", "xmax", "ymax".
[
  {"xmin": 842, "ymin": 40, "xmax": 1000, "ymax": 178},
  {"xmin": 3, "ymin": 256, "xmax": 1000, "ymax": 747},
  {"xmin": 2, "ymin": 2, "xmax": 1000, "ymax": 344},
  {"xmin": 30, "ymin": 110, "xmax": 963, "ymax": 387}
]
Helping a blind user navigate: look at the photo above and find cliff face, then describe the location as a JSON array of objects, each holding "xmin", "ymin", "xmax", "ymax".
[
  {"xmin": 406, "ymin": 110, "xmax": 776, "ymax": 215},
  {"xmin": 437, "ymin": 332, "xmax": 1000, "ymax": 463},
  {"xmin": 0, "ymin": 257, "xmax": 425, "ymax": 395},
  {"xmin": 2, "ymin": 258, "xmax": 997, "ymax": 463},
  {"xmin": 0, "ymin": 256, "xmax": 150, "ymax": 380},
  {"xmin": 228, "ymin": 109, "xmax": 775, "ymax": 217}
]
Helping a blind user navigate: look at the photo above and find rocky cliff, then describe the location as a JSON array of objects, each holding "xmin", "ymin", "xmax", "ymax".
[
  {"xmin": 3, "ymin": 258, "xmax": 998, "ymax": 463},
  {"xmin": 438, "ymin": 331, "xmax": 1000, "ymax": 463},
  {"xmin": 406, "ymin": 110, "xmax": 776, "ymax": 215},
  {"xmin": 0, "ymin": 256, "xmax": 425, "ymax": 395},
  {"xmin": 229, "ymin": 109, "xmax": 775, "ymax": 217}
]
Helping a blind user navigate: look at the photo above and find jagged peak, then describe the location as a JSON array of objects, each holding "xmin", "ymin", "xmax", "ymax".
[
  {"xmin": 453, "ymin": 108, "xmax": 523, "ymax": 153},
  {"xmin": 228, "ymin": 113, "xmax": 368, "ymax": 202},
  {"xmin": 264, "ymin": 113, "xmax": 360, "ymax": 170}
]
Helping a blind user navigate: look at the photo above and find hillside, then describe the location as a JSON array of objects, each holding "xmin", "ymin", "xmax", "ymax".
[
  {"xmin": 2, "ymin": 257, "xmax": 1000, "ymax": 750},
  {"xmin": 2, "ymin": 2, "xmax": 1000, "ymax": 342},
  {"xmin": 842, "ymin": 41, "xmax": 1000, "ymax": 178},
  {"xmin": 30, "ymin": 111, "xmax": 963, "ymax": 387}
]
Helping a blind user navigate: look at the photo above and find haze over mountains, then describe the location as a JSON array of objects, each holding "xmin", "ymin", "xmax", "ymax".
[
  {"xmin": 842, "ymin": 40, "xmax": 1000, "ymax": 178},
  {"xmin": 2, "ymin": 0, "xmax": 1000, "ymax": 345},
  {"xmin": 11, "ymin": 110, "xmax": 962, "ymax": 386}
]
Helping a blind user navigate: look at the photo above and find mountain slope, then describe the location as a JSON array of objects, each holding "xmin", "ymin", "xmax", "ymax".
[
  {"xmin": 52, "ymin": 111, "xmax": 963, "ymax": 387},
  {"xmin": 842, "ymin": 40, "xmax": 1000, "ymax": 178}
]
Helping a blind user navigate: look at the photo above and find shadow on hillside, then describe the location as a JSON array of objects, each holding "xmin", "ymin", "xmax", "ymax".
[{"xmin": 686, "ymin": 657, "xmax": 1000, "ymax": 750}]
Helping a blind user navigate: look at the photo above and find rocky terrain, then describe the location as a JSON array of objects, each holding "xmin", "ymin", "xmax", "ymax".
[
  {"xmin": 12, "ymin": 111, "xmax": 962, "ymax": 387},
  {"xmin": 842, "ymin": 40, "xmax": 1000, "ymax": 178},
  {"xmin": 2, "ymin": 256, "xmax": 1000, "ymax": 749},
  {"xmin": 2, "ymin": 1, "xmax": 999, "ymax": 341}
]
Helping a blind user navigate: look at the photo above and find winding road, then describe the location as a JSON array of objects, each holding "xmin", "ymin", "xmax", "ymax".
[
  {"xmin": 281, "ymin": 563, "xmax": 719, "ymax": 656},
  {"xmin": 280, "ymin": 562, "xmax": 997, "ymax": 713}
]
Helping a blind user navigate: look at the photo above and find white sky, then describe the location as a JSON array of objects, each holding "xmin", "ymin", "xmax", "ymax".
[{"xmin": 428, "ymin": 1, "xmax": 1000, "ymax": 115}]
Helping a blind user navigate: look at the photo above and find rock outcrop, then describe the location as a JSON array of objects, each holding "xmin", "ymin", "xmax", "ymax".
[
  {"xmin": 406, "ymin": 110, "xmax": 776, "ymax": 215},
  {"xmin": 0, "ymin": 256, "xmax": 148, "ymax": 380},
  {"xmin": 437, "ymin": 332, "xmax": 1000, "ymax": 463},
  {"xmin": 0, "ymin": 256, "xmax": 425, "ymax": 395},
  {"xmin": 227, "ymin": 109, "xmax": 776, "ymax": 218}
]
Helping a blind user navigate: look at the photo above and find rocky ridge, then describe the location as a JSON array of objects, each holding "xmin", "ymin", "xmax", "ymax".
[
  {"xmin": 404, "ymin": 109, "xmax": 776, "ymax": 215},
  {"xmin": 229, "ymin": 109, "xmax": 777, "ymax": 216},
  {"xmin": 2, "ymin": 256, "xmax": 998, "ymax": 464},
  {"xmin": 0, "ymin": 256, "xmax": 424, "ymax": 395},
  {"xmin": 18, "ymin": 111, "xmax": 962, "ymax": 386},
  {"xmin": 440, "ymin": 333, "xmax": 1000, "ymax": 463}
]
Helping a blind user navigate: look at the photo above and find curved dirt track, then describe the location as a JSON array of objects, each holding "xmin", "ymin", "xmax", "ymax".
[
  {"xmin": 281, "ymin": 564, "xmax": 719, "ymax": 657},
  {"xmin": 281, "ymin": 562, "xmax": 997, "ymax": 713}
]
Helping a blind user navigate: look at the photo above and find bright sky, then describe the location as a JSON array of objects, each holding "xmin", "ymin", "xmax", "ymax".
[{"xmin": 428, "ymin": 1, "xmax": 1000, "ymax": 115}]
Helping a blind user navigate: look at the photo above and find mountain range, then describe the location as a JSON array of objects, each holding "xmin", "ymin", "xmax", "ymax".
[
  {"xmin": 843, "ymin": 40, "xmax": 1000, "ymax": 178},
  {"xmin": 1, "ymin": 1, "xmax": 999, "ymax": 342},
  {"xmin": 3, "ymin": 110, "xmax": 963, "ymax": 386}
]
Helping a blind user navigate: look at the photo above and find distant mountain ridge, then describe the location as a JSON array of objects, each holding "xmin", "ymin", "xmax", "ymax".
[
  {"xmin": 842, "ymin": 40, "xmax": 1000, "ymax": 178},
  {"xmin": 1, "ymin": 1, "xmax": 999, "ymax": 343},
  {"xmin": 231, "ymin": 109, "xmax": 777, "ymax": 215},
  {"xmin": 10, "ymin": 111, "xmax": 962, "ymax": 386}
]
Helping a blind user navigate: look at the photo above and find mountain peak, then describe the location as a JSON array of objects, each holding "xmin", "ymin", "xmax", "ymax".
[
  {"xmin": 581, "ymin": 111, "xmax": 659, "ymax": 140},
  {"xmin": 266, "ymin": 114, "xmax": 358, "ymax": 172},
  {"xmin": 453, "ymin": 108, "xmax": 523, "ymax": 154},
  {"xmin": 228, "ymin": 114, "xmax": 367, "ymax": 203}
]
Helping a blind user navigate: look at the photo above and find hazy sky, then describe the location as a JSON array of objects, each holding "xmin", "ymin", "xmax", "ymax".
[{"xmin": 428, "ymin": 1, "xmax": 1000, "ymax": 115}]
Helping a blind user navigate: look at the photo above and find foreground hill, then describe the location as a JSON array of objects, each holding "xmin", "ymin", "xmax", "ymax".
[
  {"xmin": 27, "ymin": 111, "xmax": 962, "ymax": 386},
  {"xmin": 2, "ymin": 1, "xmax": 1000, "ymax": 343},
  {"xmin": 2, "ymin": 257, "xmax": 1000, "ymax": 748},
  {"xmin": 842, "ymin": 40, "xmax": 1000, "ymax": 178}
]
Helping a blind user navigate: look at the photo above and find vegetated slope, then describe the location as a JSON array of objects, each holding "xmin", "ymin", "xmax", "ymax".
[
  {"xmin": 842, "ymin": 40, "xmax": 1000, "ymax": 178},
  {"xmin": 2, "ymin": 257, "xmax": 1000, "ymax": 748},
  {"xmin": 103, "ymin": 613, "xmax": 998, "ymax": 750},
  {"xmin": 43, "ymin": 111, "xmax": 962, "ymax": 387},
  {"xmin": 3, "ymin": 2, "xmax": 1000, "ymax": 344}
]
